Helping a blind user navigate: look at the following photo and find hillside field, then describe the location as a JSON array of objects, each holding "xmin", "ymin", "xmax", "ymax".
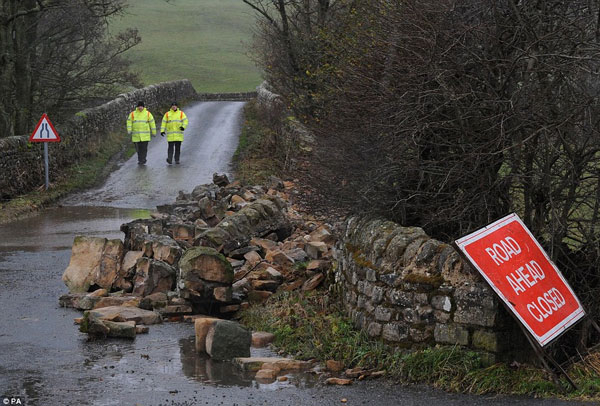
[{"xmin": 110, "ymin": 0, "xmax": 263, "ymax": 93}]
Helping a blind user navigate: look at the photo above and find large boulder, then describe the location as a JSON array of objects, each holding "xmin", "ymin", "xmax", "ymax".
[
  {"xmin": 120, "ymin": 219, "xmax": 165, "ymax": 251},
  {"xmin": 114, "ymin": 250, "xmax": 144, "ymax": 292},
  {"xmin": 195, "ymin": 198, "xmax": 292, "ymax": 254},
  {"xmin": 95, "ymin": 239, "xmax": 125, "ymax": 289},
  {"xmin": 194, "ymin": 317, "xmax": 220, "ymax": 352},
  {"xmin": 178, "ymin": 247, "xmax": 233, "ymax": 302},
  {"xmin": 151, "ymin": 236, "xmax": 183, "ymax": 265},
  {"xmin": 132, "ymin": 258, "xmax": 176, "ymax": 296},
  {"xmin": 62, "ymin": 236, "xmax": 124, "ymax": 293},
  {"xmin": 179, "ymin": 246, "xmax": 233, "ymax": 283},
  {"xmin": 205, "ymin": 320, "xmax": 251, "ymax": 360}
]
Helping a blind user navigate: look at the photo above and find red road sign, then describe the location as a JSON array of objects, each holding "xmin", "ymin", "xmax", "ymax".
[
  {"xmin": 29, "ymin": 113, "xmax": 60, "ymax": 142},
  {"xmin": 455, "ymin": 213, "xmax": 585, "ymax": 347}
]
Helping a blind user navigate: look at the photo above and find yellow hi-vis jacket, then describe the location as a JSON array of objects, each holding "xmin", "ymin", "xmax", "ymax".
[
  {"xmin": 161, "ymin": 109, "xmax": 188, "ymax": 142},
  {"xmin": 126, "ymin": 108, "xmax": 156, "ymax": 142}
]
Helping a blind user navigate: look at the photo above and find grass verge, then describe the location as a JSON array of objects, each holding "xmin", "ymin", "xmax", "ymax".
[
  {"xmin": 232, "ymin": 100, "xmax": 282, "ymax": 185},
  {"xmin": 240, "ymin": 289, "xmax": 600, "ymax": 400},
  {"xmin": 0, "ymin": 131, "xmax": 131, "ymax": 224}
]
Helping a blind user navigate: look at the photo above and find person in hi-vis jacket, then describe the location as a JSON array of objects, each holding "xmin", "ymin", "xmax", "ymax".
[
  {"xmin": 126, "ymin": 101, "xmax": 156, "ymax": 165},
  {"xmin": 160, "ymin": 101, "xmax": 188, "ymax": 164}
]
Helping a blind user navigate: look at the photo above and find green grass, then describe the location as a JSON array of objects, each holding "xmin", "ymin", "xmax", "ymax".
[
  {"xmin": 232, "ymin": 100, "xmax": 282, "ymax": 184},
  {"xmin": 109, "ymin": 0, "xmax": 263, "ymax": 92},
  {"xmin": 240, "ymin": 289, "xmax": 600, "ymax": 400}
]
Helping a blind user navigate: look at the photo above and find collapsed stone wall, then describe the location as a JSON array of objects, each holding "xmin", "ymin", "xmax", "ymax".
[
  {"xmin": 0, "ymin": 79, "xmax": 197, "ymax": 200},
  {"xmin": 335, "ymin": 216, "xmax": 528, "ymax": 361}
]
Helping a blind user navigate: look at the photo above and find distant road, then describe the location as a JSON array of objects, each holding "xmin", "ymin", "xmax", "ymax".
[{"xmin": 63, "ymin": 101, "xmax": 245, "ymax": 209}]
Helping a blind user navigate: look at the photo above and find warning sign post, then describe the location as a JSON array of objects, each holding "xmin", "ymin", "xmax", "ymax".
[
  {"xmin": 29, "ymin": 114, "xmax": 61, "ymax": 190},
  {"xmin": 455, "ymin": 213, "xmax": 585, "ymax": 347}
]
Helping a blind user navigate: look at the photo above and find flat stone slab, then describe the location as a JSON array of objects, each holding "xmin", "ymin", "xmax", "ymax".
[
  {"xmin": 88, "ymin": 306, "xmax": 162, "ymax": 325},
  {"xmin": 233, "ymin": 357, "xmax": 311, "ymax": 372},
  {"xmin": 251, "ymin": 331, "xmax": 275, "ymax": 348}
]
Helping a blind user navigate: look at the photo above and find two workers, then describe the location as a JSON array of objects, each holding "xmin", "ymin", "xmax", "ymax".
[{"xmin": 126, "ymin": 101, "xmax": 188, "ymax": 165}]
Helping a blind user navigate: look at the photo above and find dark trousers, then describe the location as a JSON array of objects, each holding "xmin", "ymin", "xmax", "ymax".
[
  {"xmin": 135, "ymin": 141, "xmax": 148, "ymax": 163},
  {"xmin": 168, "ymin": 141, "xmax": 182, "ymax": 162}
]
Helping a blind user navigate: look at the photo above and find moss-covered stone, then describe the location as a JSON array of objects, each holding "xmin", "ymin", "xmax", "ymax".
[
  {"xmin": 472, "ymin": 329, "xmax": 501, "ymax": 352},
  {"xmin": 179, "ymin": 246, "xmax": 233, "ymax": 284}
]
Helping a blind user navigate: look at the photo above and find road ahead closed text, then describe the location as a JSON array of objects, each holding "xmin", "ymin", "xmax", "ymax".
[{"xmin": 455, "ymin": 214, "xmax": 584, "ymax": 346}]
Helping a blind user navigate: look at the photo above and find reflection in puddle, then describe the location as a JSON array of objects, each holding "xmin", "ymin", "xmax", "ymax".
[
  {"xmin": 178, "ymin": 337, "xmax": 319, "ymax": 389},
  {"xmin": 0, "ymin": 206, "xmax": 150, "ymax": 252}
]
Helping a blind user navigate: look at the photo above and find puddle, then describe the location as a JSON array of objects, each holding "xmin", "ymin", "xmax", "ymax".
[
  {"xmin": 0, "ymin": 206, "xmax": 150, "ymax": 252},
  {"xmin": 178, "ymin": 336, "xmax": 320, "ymax": 388}
]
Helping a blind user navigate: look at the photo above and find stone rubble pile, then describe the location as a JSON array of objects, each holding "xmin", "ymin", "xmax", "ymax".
[{"xmin": 59, "ymin": 173, "xmax": 336, "ymax": 349}]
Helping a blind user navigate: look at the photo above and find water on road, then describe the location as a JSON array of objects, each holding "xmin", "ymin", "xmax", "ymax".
[{"xmin": 0, "ymin": 102, "xmax": 593, "ymax": 405}]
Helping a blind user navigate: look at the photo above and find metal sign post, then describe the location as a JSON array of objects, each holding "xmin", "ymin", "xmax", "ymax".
[
  {"xmin": 29, "ymin": 113, "xmax": 61, "ymax": 190},
  {"xmin": 44, "ymin": 143, "xmax": 49, "ymax": 190}
]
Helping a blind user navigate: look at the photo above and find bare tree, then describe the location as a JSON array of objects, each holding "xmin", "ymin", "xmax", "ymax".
[
  {"xmin": 0, "ymin": 0, "xmax": 140, "ymax": 136},
  {"xmin": 247, "ymin": 0, "xmax": 600, "ymax": 348}
]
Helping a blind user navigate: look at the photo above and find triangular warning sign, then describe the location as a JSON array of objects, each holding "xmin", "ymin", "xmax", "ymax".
[{"xmin": 29, "ymin": 113, "xmax": 60, "ymax": 142}]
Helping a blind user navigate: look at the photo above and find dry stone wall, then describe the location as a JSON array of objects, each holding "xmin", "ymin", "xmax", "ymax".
[
  {"xmin": 335, "ymin": 216, "xmax": 529, "ymax": 361},
  {"xmin": 196, "ymin": 92, "xmax": 257, "ymax": 101},
  {"xmin": 0, "ymin": 80, "xmax": 197, "ymax": 200}
]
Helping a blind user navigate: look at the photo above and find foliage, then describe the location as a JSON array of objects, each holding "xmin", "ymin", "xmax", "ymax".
[
  {"xmin": 245, "ymin": 0, "xmax": 600, "ymax": 353},
  {"xmin": 240, "ymin": 290, "xmax": 393, "ymax": 366},
  {"xmin": 233, "ymin": 100, "xmax": 282, "ymax": 184}
]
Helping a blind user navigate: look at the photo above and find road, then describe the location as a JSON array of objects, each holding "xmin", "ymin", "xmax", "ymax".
[
  {"xmin": 0, "ymin": 101, "xmax": 593, "ymax": 405},
  {"xmin": 64, "ymin": 101, "xmax": 244, "ymax": 208}
]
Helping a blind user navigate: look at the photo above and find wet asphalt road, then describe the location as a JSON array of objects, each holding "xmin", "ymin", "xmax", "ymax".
[
  {"xmin": 0, "ymin": 102, "xmax": 595, "ymax": 405},
  {"xmin": 63, "ymin": 101, "xmax": 245, "ymax": 208}
]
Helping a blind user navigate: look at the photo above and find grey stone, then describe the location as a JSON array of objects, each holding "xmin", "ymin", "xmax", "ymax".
[
  {"xmin": 371, "ymin": 286, "xmax": 384, "ymax": 305},
  {"xmin": 205, "ymin": 320, "xmax": 251, "ymax": 360},
  {"xmin": 103, "ymin": 320, "xmax": 137, "ymax": 339},
  {"xmin": 454, "ymin": 305, "xmax": 496, "ymax": 327},
  {"xmin": 434, "ymin": 323, "xmax": 469, "ymax": 346},
  {"xmin": 366, "ymin": 322, "xmax": 382, "ymax": 337},
  {"xmin": 403, "ymin": 238, "xmax": 428, "ymax": 266},
  {"xmin": 382, "ymin": 323, "xmax": 409, "ymax": 342},
  {"xmin": 387, "ymin": 289, "xmax": 414, "ymax": 307},
  {"xmin": 382, "ymin": 227, "xmax": 428, "ymax": 268},
  {"xmin": 415, "ymin": 239, "xmax": 442, "ymax": 267},
  {"xmin": 357, "ymin": 295, "xmax": 366, "ymax": 310},
  {"xmin": 455, "ymin": 284, "xmax": 496, "ymax": 309},
  {"xmin": 410, "ymin": 326, "xmax": 433, "ymax": 342},
  {"xmin": 363, "ymin": 282, "xmax": 374, "ymax": 297},
  {"xmin": 434, "ymin": 310, "xmax": 451, "ymax": 323},
  {"xmin": 374, "ymin": 307, "xmax": 393, "ymax": 322},
  {"xmin": 132, "ymin": 258, "xmax": 176, "ymax": 296},
  {"xmin": 431, "ymin": 296, "xmax": 452, "ymax": 312},
  {"xmin": 379, "ymin": 273, "xmax": 399, "ymax": 286}
]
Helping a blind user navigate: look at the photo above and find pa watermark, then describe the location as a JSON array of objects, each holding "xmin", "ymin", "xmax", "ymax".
[{"xmin": 2, "ymin": 397, "xmax": 23, "ymax": 405}]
